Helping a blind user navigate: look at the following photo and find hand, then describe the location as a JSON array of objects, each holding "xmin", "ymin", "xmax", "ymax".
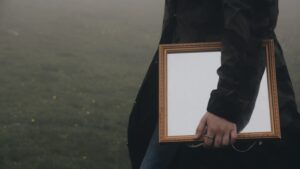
[{"xmin": 195, "ymin": 112, "xmax": 237, "ymax": 148}]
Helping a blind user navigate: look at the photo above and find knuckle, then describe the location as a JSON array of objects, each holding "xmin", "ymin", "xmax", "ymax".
[
  {"xmin": 232, "ymin": 133, "xmax": 237, "ymax": 139},
  {"xmin": 233, "ymin": 124, "xmax": 237, "ymax": 130},
  {"xmin": 200, "ymin": 117, "xmax": 206, "ymax": 123}
]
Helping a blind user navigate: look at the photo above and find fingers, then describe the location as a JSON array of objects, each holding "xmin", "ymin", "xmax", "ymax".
[
  {"xmin": 196, "ymin": 112, "xmax": 238, "ymax": 148},
  {"xmin": 222, "ymin": 132, "xmax": 230, "ymax": 146},
  {"xmin": 196, "ymin": 115, "xmax": 207, "ymax": 139},
  {"xmin": 203, "ymin": 129, "xmax": 214, "ymax": 148},
  {"xmin": 203, "ymin": 129, "xmax": 237, "ymax": 148},
  {"xmin": 205, "ymin": 131, "xmax": 231, "ymax": 148},
  {"xmin": 204, "ymin": 127, "xmax": 223, "ymax": 148},
  {"xmin": 230, "ymin": 128, "xmax": 238, "ymax": 145},
  {"xmin": 204, "ymin": 126, "xmax": 237, "ymax": 148},
  {"xmin": 214, "ymin": 133, "xmax": 224, "ymax": 148}
]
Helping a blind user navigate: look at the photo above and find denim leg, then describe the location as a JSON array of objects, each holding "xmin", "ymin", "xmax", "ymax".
[{"xmin": 139, "ymin": 125, "xmax": 179, "ymax": 169}]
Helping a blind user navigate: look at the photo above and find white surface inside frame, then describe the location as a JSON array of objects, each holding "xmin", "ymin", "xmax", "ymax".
[{"xmin": 167, "ymin": 51, "xmax": 271, "ymax": 137}]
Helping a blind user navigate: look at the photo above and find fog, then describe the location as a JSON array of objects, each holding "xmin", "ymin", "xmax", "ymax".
[{"xmin": 0, "ymin": 0, "xmax": 299, "ymax": 169}]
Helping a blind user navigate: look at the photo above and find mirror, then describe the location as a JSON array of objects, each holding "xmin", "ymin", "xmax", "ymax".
[{"xmin": 159, "ymin": 41, "xmax": 281, "ymax": 143}]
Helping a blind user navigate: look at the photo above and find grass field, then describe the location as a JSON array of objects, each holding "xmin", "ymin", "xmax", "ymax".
[{"xmin": 0, "ymin": 0, "xmax": 299, "ymax": 169}]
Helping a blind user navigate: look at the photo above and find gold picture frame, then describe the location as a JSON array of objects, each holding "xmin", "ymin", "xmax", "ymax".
[{"xmin": 159, "ymin": 40, "xmax": 281, "ymax": 143}]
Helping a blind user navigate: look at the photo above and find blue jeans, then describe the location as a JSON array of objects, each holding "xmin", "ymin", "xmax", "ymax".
[{"xmin": 139, "ymin": 126, "xmax": 179, "ymax": 169}]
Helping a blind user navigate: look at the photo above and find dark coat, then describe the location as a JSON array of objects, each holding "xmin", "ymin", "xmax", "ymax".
[{"xmin": 127, "ymin": 0, "xmax": 300, "ymax": 169}]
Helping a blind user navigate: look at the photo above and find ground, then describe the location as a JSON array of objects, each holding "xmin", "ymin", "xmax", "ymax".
[{"xmin": 0, "ymin": 0, "xmax": 299, "ymax": 169}]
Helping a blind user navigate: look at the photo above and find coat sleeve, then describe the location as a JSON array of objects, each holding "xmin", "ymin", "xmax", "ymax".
[{"xmin": 206, "ymin": 0, "xmax": 273, "ymax": 131}]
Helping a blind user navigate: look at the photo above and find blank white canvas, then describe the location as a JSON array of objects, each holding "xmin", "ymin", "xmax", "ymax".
[{"xmin": 167, "ymin": 51, "xmax": 271, "ymax": 136}]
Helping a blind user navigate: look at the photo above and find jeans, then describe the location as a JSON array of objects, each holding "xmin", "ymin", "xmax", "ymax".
[{"xmin": 139, "ymin": 125, "xmax": 179, "ymax": 169}]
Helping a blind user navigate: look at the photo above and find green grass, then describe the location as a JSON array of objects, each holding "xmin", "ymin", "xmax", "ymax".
[
  {"xmin": 0, "ymin": 0, "xmax": 161, "ymax": 168},
  {"xmin": 0, "ymin": 0, "xmax": 299, "ymax": 169}
]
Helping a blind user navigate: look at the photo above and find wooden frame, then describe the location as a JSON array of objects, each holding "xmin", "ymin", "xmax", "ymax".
[{"xmin": 159, "ymin": 40, "xmax": 281, "ymax": 143}]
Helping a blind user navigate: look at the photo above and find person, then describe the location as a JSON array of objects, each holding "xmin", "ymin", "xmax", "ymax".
[{"xmin": 127, "ymin": 0, "xmax": 300, "ymax": 169}]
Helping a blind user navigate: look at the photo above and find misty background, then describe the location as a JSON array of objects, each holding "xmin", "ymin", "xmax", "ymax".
[{"xmin": 0, "ymin": 0, "xmax": 299, "ymax": 169}]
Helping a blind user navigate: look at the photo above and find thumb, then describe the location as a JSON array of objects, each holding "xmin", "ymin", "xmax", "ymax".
[{"xmin": 196, "ymin": 114, "xmax": 207, "ymax": 139}]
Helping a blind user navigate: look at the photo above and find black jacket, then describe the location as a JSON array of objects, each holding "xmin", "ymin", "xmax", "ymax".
[{"xmin": 127, "ymin": 0, "xmax": 300, "ymax": 169}]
